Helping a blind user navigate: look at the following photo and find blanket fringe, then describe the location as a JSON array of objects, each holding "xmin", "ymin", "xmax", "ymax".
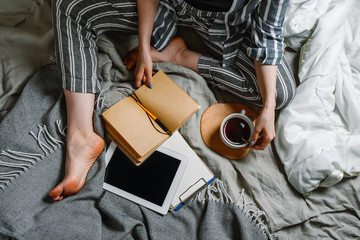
[
  {"xmin": 0, "ymin": 171, "xmax": 22, "ymax": 190},
  {"xmin": 206, "ymin": 178, "xmax": 233, "ymax": 203},
  {"xmin": 236, "ymin": 188, "xmax": 274, "ymax": 240},
  {"xmin": 56, "ymin": 120, "xmax": 67, "ymax": 137},
  {"xmin": 0, "ymin": 121, "xmax": 66, "ymax": 191},
  {"xmin": 196, "ymin": 179, "xmax": 274, "ymax": 240},
  {"xmin": 95, "ymin": 90, "xmax": 107, "ymax": 113},
  {"xmin": 29, "ymin": 124, "xmax": 64, "ymax": 155}
]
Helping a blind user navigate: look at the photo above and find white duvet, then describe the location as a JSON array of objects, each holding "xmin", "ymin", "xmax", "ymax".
[{"xmin": 275, "ymin": 0, "xmax": 360, "ymax": 195}]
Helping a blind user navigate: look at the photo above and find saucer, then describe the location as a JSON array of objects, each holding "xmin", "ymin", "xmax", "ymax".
[{"xmin": 200, "ymin": 103, "xmax": 258, "ymax": 159}]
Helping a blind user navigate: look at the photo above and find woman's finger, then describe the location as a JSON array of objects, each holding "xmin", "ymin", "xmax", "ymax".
[
  {"xmin": 251, "ymin": 128, "xmax": 261, "ymax": 147},
  {"xmin": 135, "ymin": 71, "xmax": 144, "ymax": 88},
  {"xmin": 255, "ymin": 135, "xmax": 268, "ymax": 150},
  {"xmin": 142, "ymin": 75, "xmax": 146, "ymax": 85},
  {"xmin": 146, "ymin": 70, "xmax": 153, "ymax": 88}
]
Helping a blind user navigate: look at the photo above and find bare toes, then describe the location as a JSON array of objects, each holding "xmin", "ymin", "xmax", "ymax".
[{"xmin": 49, "ymin": 183, "xmax": 63, "ymax": 199}]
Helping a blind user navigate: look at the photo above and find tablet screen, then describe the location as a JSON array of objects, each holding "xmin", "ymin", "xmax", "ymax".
[{"xmin": 104, "ymin": 147, "xmax": 182, "ymax": 206}]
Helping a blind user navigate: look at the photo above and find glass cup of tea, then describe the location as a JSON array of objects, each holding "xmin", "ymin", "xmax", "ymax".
[{"xmin": 220, "ymin": 109, "xmax": 254, "ymax": 149}]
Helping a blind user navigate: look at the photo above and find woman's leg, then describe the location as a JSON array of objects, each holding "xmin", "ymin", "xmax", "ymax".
[
  {"xmin": 53, "ymin": 0, "xmax": 139, "ymax": 93},
  {"xmin": 51, "ymin": 0, "xmax": 139, "ymax": 200},
  {"xmin": 196, "ymin": 38, "xmax": 297, "ymax": 109},
  {"xmin": 49, "ymin": 91, "xmax": 104, "ymax": 201}
]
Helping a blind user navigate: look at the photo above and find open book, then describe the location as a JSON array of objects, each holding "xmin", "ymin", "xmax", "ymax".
[{"xmin": 102, "ymin": 71, "xmax": 200, "ymax": 165}]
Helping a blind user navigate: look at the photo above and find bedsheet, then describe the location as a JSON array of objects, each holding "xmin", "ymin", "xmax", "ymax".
[
  {"xmin": 0, "ymin": 0, "xmax": 53, "ymax": 111},
  {"xmin": 275, "ymin": 0, "xmax": 360, "ymax": 195},
  {"xmin": 1, "ymin": 0, "xmax": 359, "ymax": 239}
]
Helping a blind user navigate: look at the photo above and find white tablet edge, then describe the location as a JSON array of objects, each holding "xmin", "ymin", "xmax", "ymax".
[{"xmin": 103, "ymin": 142, "xmax": 189, "ymax": 215}]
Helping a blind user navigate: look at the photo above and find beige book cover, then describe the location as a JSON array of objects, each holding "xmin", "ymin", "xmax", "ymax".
[
  {"xmin": 104, "ymin": 122, "xmax": 162, "ymax": 165},
  {"xmin": 102, "ymin": 70, "xmax": 200, "ymax": 164}
]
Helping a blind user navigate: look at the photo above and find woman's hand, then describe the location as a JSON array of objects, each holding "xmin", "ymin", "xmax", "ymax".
[
  {"xmin": 131, "ymin": 0, "xmax": 159, "ymax": 88},
  {"xmin": 124, "ymin": 46, "xmax": 154, "ymax": 89},
  {"xmin": 251, "ymin": 106, "xmax": 276, "ymax": 150},
  {"xmin": 135, "ymin": 47, "xmax": 153, "ymax": 89}
]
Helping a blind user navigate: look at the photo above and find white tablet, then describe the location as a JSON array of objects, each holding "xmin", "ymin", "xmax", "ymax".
[{"xmin": 103, "ymin": 141, "xmax": 189, "ymax": 215}]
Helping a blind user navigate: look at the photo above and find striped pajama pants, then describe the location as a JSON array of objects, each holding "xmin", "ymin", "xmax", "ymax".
[{"xmin": 53, "ymin": 0, "xmax": 296, "ymax": 109}]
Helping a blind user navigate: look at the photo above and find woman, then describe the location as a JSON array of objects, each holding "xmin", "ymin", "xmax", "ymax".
[{"xmin": 49, "ymin": 0, "xmax": 296, "ymax": 200}]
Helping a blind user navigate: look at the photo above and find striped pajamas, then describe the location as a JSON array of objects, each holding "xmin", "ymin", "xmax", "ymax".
[{"xmin": 53, "ymin": 0, "xmax": 296, "ymax": 109}]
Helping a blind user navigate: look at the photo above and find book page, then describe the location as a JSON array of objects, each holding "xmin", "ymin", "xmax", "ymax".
[
  {"xmin": 102, "ymin": 97, "xmax": 168, "ymax": 157},
  {"xmin": 134, "ymin": 71, "xmax": 200, "ymax": 133}
]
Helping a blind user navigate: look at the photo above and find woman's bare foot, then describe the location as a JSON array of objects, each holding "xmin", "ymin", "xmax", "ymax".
[
  {"xmin": 150, "ymin": 37, "xmax": 188, "ymax": 64},
  {"xmin": 124, "ymin": 37, "xmax": 201, "ymax": 72},
  {"xmin": 49, "ymin": 131, "xmax": 104, "ymax": 201}
]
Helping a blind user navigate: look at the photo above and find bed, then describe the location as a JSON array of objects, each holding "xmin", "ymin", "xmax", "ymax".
[{"xmin": 0, "ymin": 0, "xmax": 359, "ymax": 239}]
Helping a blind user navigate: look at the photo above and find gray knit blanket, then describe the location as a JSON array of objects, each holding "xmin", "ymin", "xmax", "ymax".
[{"xmin": 0, "ymin": 64, "xmax": 267, "ymax": 240}]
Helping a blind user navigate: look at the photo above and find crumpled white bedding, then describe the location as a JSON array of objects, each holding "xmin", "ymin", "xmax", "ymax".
[{"xmin": 275, "ymin": 0, "xmax": 360, "ymax": 195}]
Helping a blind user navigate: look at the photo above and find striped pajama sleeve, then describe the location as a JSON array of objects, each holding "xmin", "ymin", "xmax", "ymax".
[{"xmin": 247, "ymin": 0, "xmax": 289, "ymax": 65}]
